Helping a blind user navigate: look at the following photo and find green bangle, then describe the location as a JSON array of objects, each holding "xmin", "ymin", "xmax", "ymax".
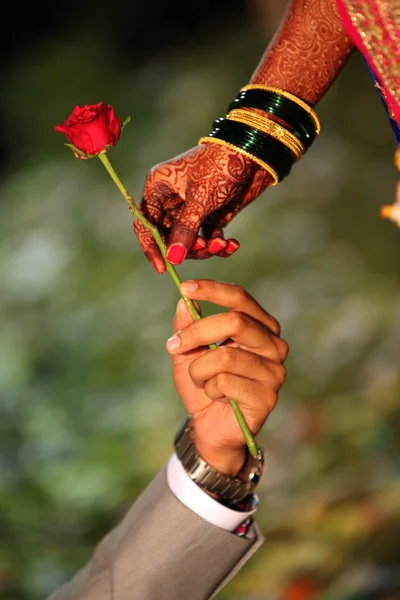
[
  {"xmin": 232, "ymin": 89, "xmax": 318, "ymax": 134},
  {"xmin": 209, "ymin": 118, "xmax": 295, "ymax": 180},
  {"xmin": 227, "ymin": 89, "xmax": 317, "ymax": 148},
  {"xmin": 212, "ymin": 119, "xmax": 294, "ymax": 178}
]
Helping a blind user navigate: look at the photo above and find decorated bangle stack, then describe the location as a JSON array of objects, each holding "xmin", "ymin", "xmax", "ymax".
[{"xmin": 199, "ymin": 84, "xmax": 321, "ymax": 185}]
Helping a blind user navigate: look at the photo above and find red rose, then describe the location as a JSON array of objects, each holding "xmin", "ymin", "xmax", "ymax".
[{"xmin": 55, "ymin": 103, "xmax": 121, "ymax": 158}]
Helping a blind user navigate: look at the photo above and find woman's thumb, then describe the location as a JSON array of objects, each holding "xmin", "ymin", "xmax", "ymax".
[{"xmin": 166, "ymin": 192, "xmax": 205, "ymax": 265}]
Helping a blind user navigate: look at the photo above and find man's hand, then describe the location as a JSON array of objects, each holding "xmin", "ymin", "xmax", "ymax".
[
  {"xmin": 134, "ymin": 144, "xmax": 272, "ymax": 274},
  {"xmin": 166, "ymin": 279, "xmax": 288, "ymax": 476}
]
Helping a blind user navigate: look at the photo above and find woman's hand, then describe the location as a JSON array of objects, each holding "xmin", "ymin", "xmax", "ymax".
[
  {"xmin": 134, "ymin": 144, "xmax": 271, "ymax": 274},
  {"xmin": 166, "ymin": 279, "xmax": 288, "ymax": 476}
]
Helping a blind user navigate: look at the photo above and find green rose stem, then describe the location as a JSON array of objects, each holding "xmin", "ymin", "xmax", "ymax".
[{"xmin": 98, "ymin": 151, "xmax": 258, "ymax": 459}]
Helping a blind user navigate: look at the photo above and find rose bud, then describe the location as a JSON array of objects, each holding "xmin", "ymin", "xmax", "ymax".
[{"xmin": 54, "ymin": 103, "xmax": 122, "ymax": 159}]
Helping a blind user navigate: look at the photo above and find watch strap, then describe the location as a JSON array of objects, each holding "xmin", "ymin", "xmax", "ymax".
[{"xmin": 174, "ymin": 417, "xmax": 264, "ymax": 504}]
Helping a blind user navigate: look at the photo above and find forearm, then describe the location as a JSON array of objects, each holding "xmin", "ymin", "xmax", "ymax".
[
  {"xmin": 48, "ymin": 466, "xmax": 262, "ymax": 600},
  {"xmin": 250, "ymin": 0, "xmax": 354, "ymax": 105}
]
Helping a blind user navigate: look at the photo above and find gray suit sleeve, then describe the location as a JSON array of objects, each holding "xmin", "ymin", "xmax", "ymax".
[{"xmin": 48, "ymin": 465, "xmax": 264, "ymax": 600}]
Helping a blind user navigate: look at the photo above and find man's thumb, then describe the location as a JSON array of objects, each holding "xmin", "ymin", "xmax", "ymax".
[{"xmin": 172, "ymin": 298, "xmax": 201, "ymax": 333}]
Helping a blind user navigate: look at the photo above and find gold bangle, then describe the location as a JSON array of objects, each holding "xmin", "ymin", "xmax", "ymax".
[
  {"xmin": 240, "ymin": 84, "xmax": 321, "ymax": 135},
  {"xmin": 226, "ymin": 108, "xmax": 304, "ymax": 160},
  {"xmin": 198, "ymin": 137, "xmax": 279, "ymax": 185}
]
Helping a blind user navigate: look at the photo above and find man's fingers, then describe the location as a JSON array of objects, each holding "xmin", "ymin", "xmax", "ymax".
[
  {"xmin": 133, "ymin": 219, "xmax": 166, "ymax": 274},
  {"xmin": 203, "ymin": 373, "xmax": 278, "ymax": 415},
  {"xmin": 179, "ymin": 279, "xmax": 281, "ymax": 335},
  {"xmin": 170, "ymin": 300, "xmax": 205, "ymax": 368},
  {"xmin": 166, "ymin": 310, "xmax": 288, "ymax": 363},
  {"xmin": 189, "ymin": 346, "xmax": 287, "ymax": 389},
  {"xmin": 172, "ymin": 298, "xmax": 202, "ymax": 334}
]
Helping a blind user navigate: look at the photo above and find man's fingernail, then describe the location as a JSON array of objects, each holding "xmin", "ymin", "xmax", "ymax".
[
  {"xmin": 209, "ymin": 239, "xmax": 226, "ymax": 254},
  {"xmin": 167, "ymin": 333, "xmax": 182, "ymax": 351},
  {"xmin": 166, "ymin": 243, "xmax": 187, "ymax": 264},
  {"xmin": 226, "ymin": 240, "xmax": 240, "ymax": 255},
  {"xmin": 176, "ymin": 298, "xmax": 185, "ymax": 319},
  {"xmin": 181, "ymin": 281, "xmax": 198, "ymax": 294}
]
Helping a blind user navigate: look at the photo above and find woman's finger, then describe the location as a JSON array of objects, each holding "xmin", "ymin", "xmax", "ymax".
[
  {"xmin": 166, "ymin": 181, "xmax": 210, "ymax": 264},
  {"xmin": 179, "ymin": 279, "xmax": 281, "ymax": 335},
  {"xmin": 189, "ymin": 346, "xmax": 287, "ymax": 389},
  {"xmin": 188, "ymin": 238, "xmax": 240, "ymax": 259},
  {"xmin": 133, "ymin": 218, "xmax": 166, "ymax": 275},
  {"xmin": 218, "ymin": 238, "xmax": 240, "ymax": 257},
  {"xmin": 203, "ymin": 224, "xmax": 241, "ymax": 257},
  {"xmin": 166, "ymin": 310, "xmax": 288, "ymax": 363},
  {"xmin": 202, "ymin": 225, "xmax": 227, "ymax": 255},
  {"xmin": 187, "ymin": 247, "xmax": 213, "ymax": 260}
]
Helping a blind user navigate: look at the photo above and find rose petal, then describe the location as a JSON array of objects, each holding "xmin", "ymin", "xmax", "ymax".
[
  {"xmin": 56, "ymin": 103, "xmax": 122, "ymax": 155},
  {"xmin": 109, "ymin": 117, "xmax": 121, "ymax": 141},
  {"xmin": 70, "ymin": 105, "xmax": 84, "ymax": 117},
  {"xmin": 54, "ymin": 123, "xmax": 70, "ymax": 134}
]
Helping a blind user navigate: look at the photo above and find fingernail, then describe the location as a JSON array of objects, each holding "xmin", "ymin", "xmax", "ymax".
[
  {"xmin": 192, "ymin": 238, "xmax": 206, "ymax": 251},
  {"xmin": 145, "ymin": 251, "xmax": 165, "ymax": 274},
  {"xmin": 181, "ymin": 281, "xmax": 198, "ymax": 294},
  {"xmin": 153, "ymin": 260, "xmax": 165, "ymax": 274},
  {"xmin": 209, "ymin": 239, "xmax": 226, "ymax": 254},
  {"xmin": 167, "ymin": 333, "xmax": 181, "ymax": 351},
  {"xmin": 176, "ymin": 298, "xmax": 185, "ymax": 319},
  {"xmin": 226, "ymin": 240, "xmax": 240, "ymax": 255},
  {"xmin": 166, "ymin": 244, "xmax": 187, "ymax": 264}
]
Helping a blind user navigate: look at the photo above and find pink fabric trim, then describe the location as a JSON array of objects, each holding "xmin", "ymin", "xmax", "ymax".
[{"xmin": 335, "ymin": 0, "xmax": 400, "ymax": 126}]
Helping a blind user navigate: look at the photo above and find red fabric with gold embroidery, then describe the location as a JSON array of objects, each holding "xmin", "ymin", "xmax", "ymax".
[{"xmin": 335, "ymin": 0, "xmax": 400, "ymax": 126}]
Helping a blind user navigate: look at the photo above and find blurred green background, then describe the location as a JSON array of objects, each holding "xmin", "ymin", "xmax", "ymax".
[{"xmin": 0, "ymin": 1, "xmax": 399, "ymax": 598}]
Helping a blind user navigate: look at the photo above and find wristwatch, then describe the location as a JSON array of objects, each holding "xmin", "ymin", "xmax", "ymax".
[{"xmin": 174, "ymin": 417, "xmax": 264, "ymax": 504}]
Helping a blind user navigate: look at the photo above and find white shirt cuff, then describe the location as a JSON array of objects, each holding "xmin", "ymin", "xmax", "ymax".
[{"xmin": 166, "ymin": 453, "xmax": 257, "ymax": 532}]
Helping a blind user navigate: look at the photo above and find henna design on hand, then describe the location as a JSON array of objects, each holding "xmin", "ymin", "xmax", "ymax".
[
  {"xmin": 135, "ymin": 0, "xmax": 354, "ymax": 272},
  {"xmin": 251, "ymin": 0, "xmax": 354, "ymax": 105},
  {"xmin": 135, "ymin": 144, "xmax": 272, "ymax": 271}
]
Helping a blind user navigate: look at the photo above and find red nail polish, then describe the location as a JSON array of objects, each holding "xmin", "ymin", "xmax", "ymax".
[
  {"xmin": 226, "ymin": 241, "xmax": 240, "ymax": 254},
  {"xmin": 166, "ymin": 244, "xmax": 187, "ymax": 264},
  {"xmin": 192, "ymin": 238, "xmax": 206, "ymax": 251},
  {"xmin": 209, "ymin": 240, "xmax": 226, "ymax": 254}
]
